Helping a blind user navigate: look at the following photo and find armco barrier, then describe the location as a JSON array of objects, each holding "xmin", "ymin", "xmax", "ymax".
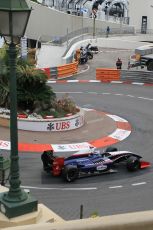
[
  {"xmin": 121, "ymin": 70, "xmax": 153, "ymax": 83},
  {"xmin": 40, "ymin": 62, "xmax": 78, "ymax": 80},
  {"xmin": 96, "ymin": 68, "xmax": 120, "ymax": 82}
]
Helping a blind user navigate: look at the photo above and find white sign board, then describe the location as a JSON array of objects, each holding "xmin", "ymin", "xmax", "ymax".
[
  {"xmin": 20, "ymin": 36, "xmax": 28, "ymax": 59},
  {"xmin": 18, "ymin": 114, "xmax": 84, "ymax": 132},
  {"xmin": 0, "ymin": 140, "xmax": 10, "ymax": 150}
]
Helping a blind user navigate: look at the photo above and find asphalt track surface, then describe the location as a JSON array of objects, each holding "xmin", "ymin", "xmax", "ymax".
[{"xmin": 2, "ymin": 47, "xmax": 153, "ymax": 220}]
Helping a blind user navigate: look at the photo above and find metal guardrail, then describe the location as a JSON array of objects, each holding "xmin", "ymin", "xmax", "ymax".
[
  {"xmin": 40, "ymin": 25, "xmax": 135, "ymax": 44},
  {"xmin": 121, "ymin": 70, "xmax": 153, "ymax": 83}
]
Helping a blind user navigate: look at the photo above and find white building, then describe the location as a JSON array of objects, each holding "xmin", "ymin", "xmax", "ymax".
[{"xmin": 129, "ymin": 0, "xmax": 153, "ymax": 33}]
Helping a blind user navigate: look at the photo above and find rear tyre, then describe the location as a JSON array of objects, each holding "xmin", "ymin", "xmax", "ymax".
[
  {"xmin": 126, "ymin": 156, "xmax": 140, "ymax": 172},
  {"xmin": 105, "ymin": 147, "xmax": 118, "ymax": 152},
  {"xmin": 62, "ymin": 165, "xmax": 79, "ymax": 182},
  {"xmin": 41, "ymin": 150, "xmax": 56, "ymax": 173},
  {"xmin": 88, "ymin": 53, "xmax": 93, "ymax": 59},
  {"xmin": 147, "ymin": 61, "xmax": 153, "ymax": 71}
]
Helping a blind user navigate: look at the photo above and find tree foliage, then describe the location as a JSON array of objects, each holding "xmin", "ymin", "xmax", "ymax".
[
  {"xmin": 0, "ymin": 45, "xmax": 56, "ymax": 114},
  {"xmin": 0, "ymin": 44, "xmax": 78, "ymax": 118}
]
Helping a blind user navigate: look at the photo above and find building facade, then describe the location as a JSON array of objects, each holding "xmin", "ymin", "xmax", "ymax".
[{"xmin": 129, "ymin": 0, "xmax": 153, "ymax": 33}]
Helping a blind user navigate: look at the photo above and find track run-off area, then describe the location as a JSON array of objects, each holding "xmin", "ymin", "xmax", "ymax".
[
  {"xmin": 1, "ymin": 41, "xmax": 153, "ymax": 220},
  {"xmin": 14, "ymin": 81, "xmax": 153, "ymax": 220}
]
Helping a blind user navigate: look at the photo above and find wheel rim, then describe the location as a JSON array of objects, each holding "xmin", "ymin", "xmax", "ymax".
[{"xmin": 66, "ymin": 170, "xmax": 77, "ymax": 181}]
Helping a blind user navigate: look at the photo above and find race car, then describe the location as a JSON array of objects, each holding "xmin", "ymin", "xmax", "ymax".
[{"xmin": 41, "ymin": 147, "xmax": 151, "ymax": 182}]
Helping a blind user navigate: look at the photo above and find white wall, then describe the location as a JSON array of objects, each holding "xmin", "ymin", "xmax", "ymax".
[
  {"xmin": 26, "ymin": 1, "xmax": 134, "ymax": 41},
  {"xmin": 129, "ymin": 0, "xmax": 153, "ymax": 32}
]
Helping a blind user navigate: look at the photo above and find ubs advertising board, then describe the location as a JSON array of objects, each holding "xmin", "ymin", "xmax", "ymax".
[{"xmin": 18, "ymin": 114, "xmax": 85, "ymax": 132}]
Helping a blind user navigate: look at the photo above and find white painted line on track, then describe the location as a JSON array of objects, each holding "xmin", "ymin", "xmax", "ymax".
[
  {"xmin": 127, "ymin": 95, "xmax": 135, "ymax": 98},
  {"xmin": 102, "ymin": 93, "xmax": 111, "ymax": 95},
  {"xmin": 54, "ymin": 92, "xmax": 153, "ymax": 102},
  {"xmin": 138, "ymin": 97, "xmax": 153, "ymax": 101},
  {"xmin": 109, "ymin": 185, "xmax": 123, "ymax": 189},
  {"xmin": 132, "ymin": 82, "xmax": 144, "ymax": 85},
  {"xmin": 47, "ymin": 80, "xmax": 57, "ymax": 83},
  {"xmin": 61, "ymin": 188, "xmax": 97, "ymax": 191},
  {"xmin": 111, "ymin": 81, "xmax": 123, "ymax": 84},
  {"xmin": 109, "ymin": 129, "xmax": 131, "ymax": 141},
  {"xmin": 67, "ymin": 80, "xmax": 79, "ymax": 82},
  {"xmin": 88, "ymin": 92, "xmax": 98, "ymax": 94},
  {"xmin": 114, "ymin": 93, "xmax": 124, "ymax": 96},
  {"xmin": 21, "ymin": 186, "xmax": 97, "ymax": 191},
  {"xmin": 107, "ymin": 114, "xmax": 128, "ymax": 122},
  {"xmin": 89, "ymin": 80, "xmax": 101, "ymax": 83},
  {"xmin": 132, "ymin": 182, "xmax": 147, "ymax": 186}
]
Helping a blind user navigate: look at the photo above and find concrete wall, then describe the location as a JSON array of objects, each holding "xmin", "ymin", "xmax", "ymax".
[
  {"xmin": 26, "ymin": 1, "xmax": 134, "ymax": 41},
  {"xmin": 3, "ymin": 210, "xmax": 153, "ymax": 230},
  {"xmin": 129, "ymin": 0, "xmax": 153, "ymax": 32}
]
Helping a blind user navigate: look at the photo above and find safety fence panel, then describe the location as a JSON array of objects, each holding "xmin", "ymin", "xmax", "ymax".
[
  {"xmin": 96, "ymin": 68, "xmax": 121, "ymax": 82},
  {"xmin": 57, "ymin": 62, "xmax": 78, "ymax": 78},
  {"xmin": 38, "ymin": 62, "xmax": 78, "ymax": 79}
]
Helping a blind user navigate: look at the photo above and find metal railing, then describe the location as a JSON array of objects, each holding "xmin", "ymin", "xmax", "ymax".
[
  {"xmin": 39, "ymin": 25, "xmax": 135, "ymax": 44},
  {"xmin": 121, "ymin": 69, "xmax": 153, "ymax": 83}
]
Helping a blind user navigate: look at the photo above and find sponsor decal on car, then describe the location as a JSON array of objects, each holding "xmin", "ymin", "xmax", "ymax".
[{"xmin": 96, "ymin": 165, "xmax": 107, "ymax": 171}]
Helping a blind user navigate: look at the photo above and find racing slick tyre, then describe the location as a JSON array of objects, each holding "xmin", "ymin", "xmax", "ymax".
[
  {"xmin": 105, "ymin": 147, "xmax": 118, "ymax": 152},
  {"xmin": 126, "ymin": 156, "xmax": 140, "ymax": 172},
  {"xmin": 147, "ymin": 61, "xmax": 153, "ymax": 71},
  {"xmin": 88, "ymin": 53, "xmax": 93, "ymax": 59},
  {"xmin": 62, "ymin": 165, "xmax": 79, "ymax": 182},
  {"xmin": 41, "ymin": 150, "xmax": 56, "ymax": 173}
]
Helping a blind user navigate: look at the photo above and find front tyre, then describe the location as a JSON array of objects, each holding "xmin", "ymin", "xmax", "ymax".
[
  {"xmin": 126, "ymin": 156, "xmax": 140, "ymax": 172},
  {"xmin": 62, "ymin": 165, "xmax": 79, "ymax": 182}
]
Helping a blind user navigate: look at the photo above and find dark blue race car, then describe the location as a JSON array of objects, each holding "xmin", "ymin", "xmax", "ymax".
[{"xmin": 41, "ymin": 147, "xmax": 150, "ymax": 182}]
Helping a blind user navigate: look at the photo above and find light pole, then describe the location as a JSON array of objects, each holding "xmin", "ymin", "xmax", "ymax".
[
  {"xmin": 92, "ymin": 10, "xmax": 96, "ymax": 38},
  {"xmin": 0, "ymin": 0, "xmax": 38, "ymax": 218}
]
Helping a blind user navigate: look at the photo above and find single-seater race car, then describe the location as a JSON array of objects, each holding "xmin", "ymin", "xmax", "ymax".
[{"xmin": 41, "ymin": 147, "xmax": 151, "ymax": 182}]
